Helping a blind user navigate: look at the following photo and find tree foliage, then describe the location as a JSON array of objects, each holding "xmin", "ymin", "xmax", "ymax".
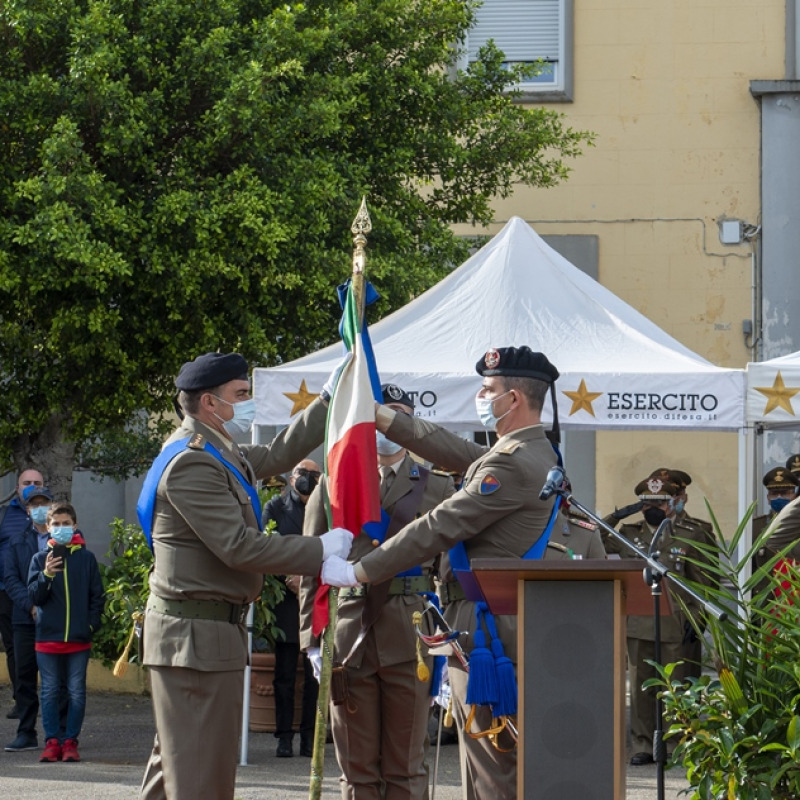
[{"xmin": 0, "ymin": 0, "xmax": 592, "ymax": 490}]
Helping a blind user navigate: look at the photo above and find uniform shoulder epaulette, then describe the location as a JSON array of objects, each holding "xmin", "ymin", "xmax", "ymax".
[
  {"xmin": 546, "ymin": 541, "xmax": 570, "ymax": 554},
  {"xmin": 187, "ymin": 433, "xmax": 206, "ymax": 450},
  {"xmin": 495, "ymin": 441, "xmax": 521, "ymax": 455},
  {"xmin": 569, "ymin": 517, "xmax": 597, "ymax": 531},
  {"xmin": 430, "ymin": 468, "xmax": 455, "ymax": 478}
]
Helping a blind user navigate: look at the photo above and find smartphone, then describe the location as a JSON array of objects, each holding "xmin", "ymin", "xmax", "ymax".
[{"xmin": 51, "ymin": 544, "xmax": 69, "ymax": 560}]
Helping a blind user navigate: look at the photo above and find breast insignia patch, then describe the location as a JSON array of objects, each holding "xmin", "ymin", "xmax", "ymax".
[{"xmin": 479, "ymin": 475, "xmax": 501, "ymax": 495}]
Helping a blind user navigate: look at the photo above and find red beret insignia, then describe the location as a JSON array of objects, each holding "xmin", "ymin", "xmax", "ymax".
[{"xmin": 484, "ymin": 349, "xmax": 500, "ymax": 369}]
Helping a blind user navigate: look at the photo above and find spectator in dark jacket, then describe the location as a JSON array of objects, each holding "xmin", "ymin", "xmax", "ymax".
[
  {"xmin": 28, "ymin": 501, "xmax": 105, "ymax": 763},
  {"xmin": 4, "ymin": 485, "xmax": 57, "ymax": 751},
  {"xmin": 0, "ymin": 469, "xmax": 44, "ymax": 720}
]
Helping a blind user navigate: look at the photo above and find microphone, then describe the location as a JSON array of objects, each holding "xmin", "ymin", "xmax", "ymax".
[{"xmin": 539, "ymin": 466, "xmax": 566, "ymax": 501}]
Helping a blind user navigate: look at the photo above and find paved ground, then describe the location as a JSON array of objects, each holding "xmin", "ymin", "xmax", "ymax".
[{"xmin": 0, "ymin": 682, "xmax": 690, "ymax": 799}]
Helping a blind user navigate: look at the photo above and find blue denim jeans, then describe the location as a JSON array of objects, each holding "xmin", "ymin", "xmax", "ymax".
[{"xmin": 36, "ymin": 649, "xmax": 90, "ymax": 741}]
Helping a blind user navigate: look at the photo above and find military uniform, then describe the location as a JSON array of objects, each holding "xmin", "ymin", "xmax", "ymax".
[
  {"xmin": 550, "ymin": 507, "xmax": 607, "ymax": 560},
  {"xmin": 752, "ymin": 467, "xmax": 800, "ymax": 577},
  {"xmin": 139, "ymin": 353, "xmax": 329, "ymax": 800},
  {"xmin": 761, "ymin": 494, "xmax": 800, "ymax": 561},
  {"xmin": 603, "ymin": 476, "xmax": 712, "ymax": 761},
  {"xmin": 301, "ymin": 453, "xmax": 453, "ymax": 800},
  {"xmin": 357, "ymin": 411, "xmax": 556, "ymax": 800}
]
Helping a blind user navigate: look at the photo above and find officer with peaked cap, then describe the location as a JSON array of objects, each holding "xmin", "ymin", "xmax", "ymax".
[
  {"xmin": 603, "ymin": 473, "xmax": 713, "ymax": 766},
  {"xmin": 318, "ymin": 346, "xmax": 560, "ymax": 800},
  {"xmin": 139, "ymin": 352, "xmax": 352, "ymax": 800},
  {"xmin": 649, "ymin": 468, "xmax": 717, "ymax": 682},
  {"xmin": 300, "ymin": 382, "xmax": 454, "ymax": 799},
  {"xmin": 786, "ymin": 454, "xmax": 800, "ymax": 487},
  {"xmin": 752, "ymin": 467, "xmax": 800, "ymax": 584}
]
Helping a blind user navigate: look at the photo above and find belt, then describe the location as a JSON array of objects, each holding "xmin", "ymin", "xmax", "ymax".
[
  {"xmin": 338, "ymin": 575, "xmax": 434, "ymax": 600},
  {"xmin": 147, "ymin": 595, "xmax": 249, "ymax": 625},
  {"xmin": 437, "ymin": 580, "xmax": 467, "ymax": 606}
]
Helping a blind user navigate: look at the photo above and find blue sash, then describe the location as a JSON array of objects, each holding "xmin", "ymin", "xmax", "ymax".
[
  {"xmin": 363, "ymin": 510, "xmax": 422, "ymax": 578},
  {"xmin": 137, "ymin": 437, "xmax": 262, "ymax": 551}
]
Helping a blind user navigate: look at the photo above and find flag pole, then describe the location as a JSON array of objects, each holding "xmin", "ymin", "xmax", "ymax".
[{"xmin": 308, "ymin": 197, "xmax": 372, "ymax": 800}]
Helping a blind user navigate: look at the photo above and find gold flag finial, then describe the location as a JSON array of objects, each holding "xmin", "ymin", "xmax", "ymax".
[{"xmin": 351, "ymin": 196, "xmax": 371, "ymax": 276}]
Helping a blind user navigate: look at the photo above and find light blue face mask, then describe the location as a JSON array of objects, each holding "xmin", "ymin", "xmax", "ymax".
[
  {"xmin": 673, "ymin": 499, "xmax": 685, "ymax": 515},
  {"xmin": 29, "ymin": 506, "xmax": 50, "ymax": 525},
  {"xmin": 50, "ymin": 526, "xmax": 74, "ymax": 545},
  {"xmin": 376, "ymin": 431, "xmax": 403, "ymax": 456},
  {"xmin": 213, "ymin": 396, "xmax": 256, "ymax": 436},
  {"xmin": 474, "ymin": 390, "xmax": 513, "ymax": 431}
]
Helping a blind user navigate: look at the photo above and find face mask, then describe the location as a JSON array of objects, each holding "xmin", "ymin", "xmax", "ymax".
[
  {"xmin": 770, "ymin": 497, "xmax": 792, "ymax": 514},
  {"xmin": 294, "ymin": 473, "xmax": 319, "ymax": 496},
  {"xmin": 643, "ymin": 506, "xmax": 667, "ymax": 527},
  {"xmin": 475, "ymin": 390, "xmax": 513, "ymax": 431},
  {"xmin": 673, "ymin": 499, "xmax": 685, "ymax": 515},
  {"xmin": 50, "ymin": 526, "xmax": 74, "ymax": 545},
  {"xmin": 376, "ymin": 431, "xmax": 404, "ymax": 456},
  {"xmin": 29, "ymin": 506, "xmax": 50, "ymax": 525},
  {"xmin": 213, "ymin": 396, "xmax": 256, "ymax": 436}
]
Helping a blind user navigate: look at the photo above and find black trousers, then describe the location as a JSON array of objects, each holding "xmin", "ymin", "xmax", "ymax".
[
  {"xmin": 0, "ymin": 590, "xmax": 16, "ymax": 701},
  {"xmin": 272, "ymin": 642, "xmax": 318, "ymax": 742}
]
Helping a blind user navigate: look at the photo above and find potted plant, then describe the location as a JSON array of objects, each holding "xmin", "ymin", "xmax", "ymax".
[{"xmin": 648, "ymin": 504, "xmax": 800, "ymax": 800}]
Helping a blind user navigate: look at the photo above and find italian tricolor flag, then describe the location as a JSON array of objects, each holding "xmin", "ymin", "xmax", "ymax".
[{"xmin": 312, "ymin": 279, "xmax": 382, "ymax": 636}]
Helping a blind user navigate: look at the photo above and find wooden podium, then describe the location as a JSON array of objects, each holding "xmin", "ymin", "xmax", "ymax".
[{"xmin": 471, "ymin": 558, "xmax": 654, "ymax": 800}]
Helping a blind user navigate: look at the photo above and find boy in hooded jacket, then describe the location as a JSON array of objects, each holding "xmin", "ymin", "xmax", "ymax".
[{"xmin": 27, "ymin": 502, "xmax": 105, "ymax": 763}]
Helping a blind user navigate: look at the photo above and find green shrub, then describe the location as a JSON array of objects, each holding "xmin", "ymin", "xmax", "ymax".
[{"xmin": 648, "ymin": 503, "xmax": 800, "ymax": 799}]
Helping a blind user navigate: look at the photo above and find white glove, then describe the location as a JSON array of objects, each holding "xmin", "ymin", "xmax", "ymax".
[
  {"xmin": 321, "ymin": 555, "xmax": 359, "ymax": 587},
  {"xmin": 322, "ymin": 353, "xmax": 353, "ymax": 399},
  {"xmin": 307, "ymin": 648, "xmax": 322, "ymax": 683},
  {"xmin": 320, "ymin": 527, "xmax": 354, "ymax": 561}
]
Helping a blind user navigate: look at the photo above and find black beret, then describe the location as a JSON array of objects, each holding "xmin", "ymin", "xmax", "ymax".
[
  {"xmin": 475, "ymin": 346, "xmax": 559, "ymax": 383},
  {"xmin": 175, "ymin": 352, "xmax": 249, "ymax": 391},
  {"xmin": 381, "ymin": 383, "xmax": 415, "ymax": 410}
]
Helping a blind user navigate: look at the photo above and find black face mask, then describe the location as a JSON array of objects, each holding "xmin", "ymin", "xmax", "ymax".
[
  {"xmin": 643, "ymin": 506, "xmax": 667, "ymax": 527},
  {"xmin": 294, "ymin": 474, "xmax": 319, "ymax": 496}
]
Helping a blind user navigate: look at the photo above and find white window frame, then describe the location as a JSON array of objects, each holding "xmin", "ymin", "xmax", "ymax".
[{"xmin": 461, "ymin": 0, "xmax": 574, "ymax": 102}]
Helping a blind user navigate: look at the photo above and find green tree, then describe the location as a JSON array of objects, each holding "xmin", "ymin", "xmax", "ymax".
[{"xmin": 0, "ymin": 0, "xmax": 592, "ymax": 492}]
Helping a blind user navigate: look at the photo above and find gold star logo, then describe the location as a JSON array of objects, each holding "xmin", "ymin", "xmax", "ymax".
[
  {"xmin": 755, "ymin": 371, "xmax": 800, "ymax": 416},
  {"xmin": 283, "ymin": 380, "xmax": 317, "ymax": 416},
  {"xmin": 562, "ymin": 379, "xmax": 603, "ymax": 417}
]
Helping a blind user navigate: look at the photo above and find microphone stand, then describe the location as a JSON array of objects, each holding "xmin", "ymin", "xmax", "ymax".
[{"xmin": 546, "ymin": 482, "xmax": 727, "ymax": 800}]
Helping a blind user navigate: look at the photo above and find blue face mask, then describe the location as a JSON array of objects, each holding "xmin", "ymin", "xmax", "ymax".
[
  {"xmin": 50, "ymin": 526, "xmax": 74, "ymax": 545},
  {"xmin": 770, "ymin": 497, "xmax": 792, "ymax": 514},
  {"xmin": 29, "ymin": 506, "xmax": 49, "ymax": 525},
  {"xmin": 673, "ymin": 499, "xmax": 685, "ymax": 515}
]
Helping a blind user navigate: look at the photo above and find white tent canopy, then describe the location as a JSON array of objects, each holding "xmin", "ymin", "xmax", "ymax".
[
  {"xmin": 254, "ymin": 217, "xmax": 744, "ymax": 431},
  {"xmin": 746, "ymin": 350, "xmax": 800, "ymax": 428}
]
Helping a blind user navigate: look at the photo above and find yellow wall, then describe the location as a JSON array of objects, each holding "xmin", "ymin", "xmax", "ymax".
[{"xmin": 465, "ymin": 0, "xmax": 786, "ymax": 536}]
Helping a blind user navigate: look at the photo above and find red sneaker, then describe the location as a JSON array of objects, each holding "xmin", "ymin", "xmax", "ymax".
[
  {"xmin": 39, "ymin": 738, "xmax": 62, "ymax": 762},
  {"xmin": 61, "ymin": 738, "xmax": 80, "ymax": 762}
]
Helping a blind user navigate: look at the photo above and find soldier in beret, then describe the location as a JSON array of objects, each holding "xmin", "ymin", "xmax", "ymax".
[
  {"xmin": 603, "ymin": 474, "xmax": 713, "ymax": 766},
  {"xmin": 300, "ymin": 383, "xmax": 454, "ymax": 799},
  {"xmin": 138, "ymin": 352, "xmax": 352, "ymax": 800},
  {"xmin": 320, "ymin": 346, "xmax": 560, "ymax": 800}
]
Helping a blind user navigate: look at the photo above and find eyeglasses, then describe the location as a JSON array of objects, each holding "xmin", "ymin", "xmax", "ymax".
[{"xmin": 294, "ymin": 468, "xmax": 321, "ymax": 479}]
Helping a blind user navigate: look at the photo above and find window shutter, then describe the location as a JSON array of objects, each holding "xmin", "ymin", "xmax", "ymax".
[{"xmin": 468, "ymin": 0, "xmax": 560, "ymax": 63}]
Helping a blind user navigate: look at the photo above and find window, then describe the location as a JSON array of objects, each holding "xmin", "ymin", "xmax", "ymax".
[{"xmin": 462, "ymin": 0, "xmax": 573, "ymax": 102}]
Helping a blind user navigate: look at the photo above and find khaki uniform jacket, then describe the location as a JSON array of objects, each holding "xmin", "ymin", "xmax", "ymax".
[
  {"xmin": 550, "ymin": 509, "xmax": 608, "ymax": 560},
  {"xmin": 143, "ymin": 399, "xmax": 327, "ymax": 673},
  {"xmin": 602, "ymin": 514, "xmax": 711, "ymax": 641},
  {"xmin": 358, "ymin": 413, "xmax": 557, "ymax": 664},
  {"xmin": 299, "ymin": 454, "xmax": 454, "ymax": 668}
]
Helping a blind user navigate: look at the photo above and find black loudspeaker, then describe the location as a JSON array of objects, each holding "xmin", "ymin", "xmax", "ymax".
[{"xmin": 521, "ymin": 580, "xmax": 624, "ymax": 800}]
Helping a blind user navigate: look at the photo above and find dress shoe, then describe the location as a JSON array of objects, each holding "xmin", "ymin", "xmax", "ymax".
[
  {"xmin": 276, "ymin": 738, "xmax": 293, "ymax": 758},
  {"xmin": 630, "ymin": 751, "xmax": 655, "ymax": 766},
  {"xmin": 299, "ymin": 738, "xmax": 313, "ymax": 757},
  {"xmin": 5, "ymin": 734, "xmax": 38, "ymax": 752}
]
